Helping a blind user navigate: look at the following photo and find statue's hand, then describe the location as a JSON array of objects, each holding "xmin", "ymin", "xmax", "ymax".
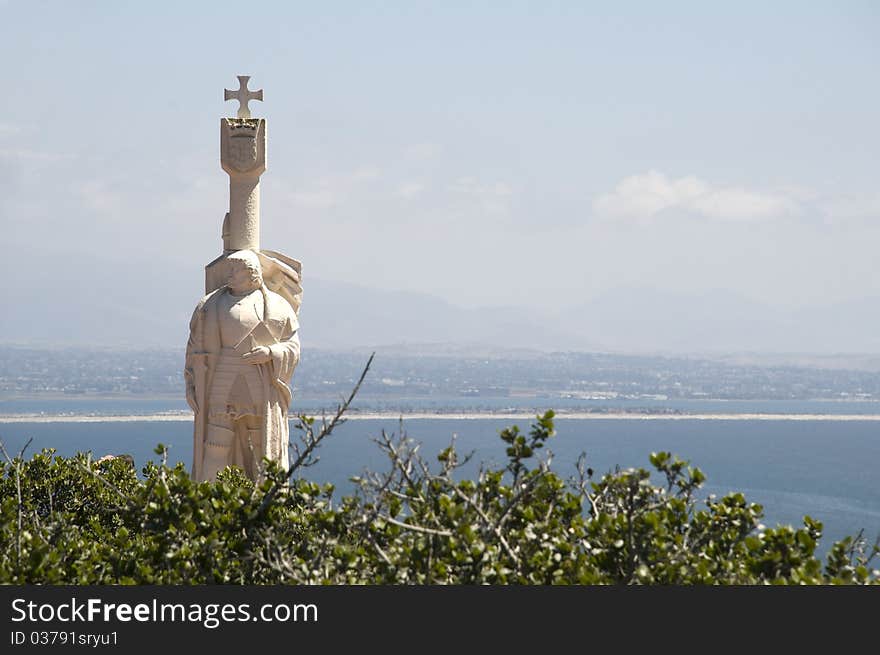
[
  {"xmin": 242, "ymin": 346, "xmax": 272, "ymax": 365},
  {"xmin": 186, "ymin": 385, "xmax": 199, "ymax": 414}
]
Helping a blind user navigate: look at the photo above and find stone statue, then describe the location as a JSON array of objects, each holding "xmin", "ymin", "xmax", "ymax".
[
  {"xmin": 186, "ymin": 76, "xmax": 303, "ymax": 482},
  {"xmin": 186, "ymin": 250, "xmax": 300, "ymax": 481}
]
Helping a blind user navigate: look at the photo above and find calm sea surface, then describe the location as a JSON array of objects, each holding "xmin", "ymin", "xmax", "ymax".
[{"xmin": 0, "ymin": 411, "xmax": 877, "ymax": 558}]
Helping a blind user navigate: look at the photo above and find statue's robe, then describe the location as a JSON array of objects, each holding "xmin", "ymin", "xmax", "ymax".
[{"xmin": 185, "ymin": 285, "xmax": 299, "ymax": 482}]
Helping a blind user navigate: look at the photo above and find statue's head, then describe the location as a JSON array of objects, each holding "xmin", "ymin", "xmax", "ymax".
[{"xmin": 226, "ymin": 249, "xmax": 263, "ymax": 294}]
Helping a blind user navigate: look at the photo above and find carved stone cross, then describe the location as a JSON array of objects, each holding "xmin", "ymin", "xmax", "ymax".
[{"xmin": 224, "ymin": 75, "xmax": 263, "ymax": 119}]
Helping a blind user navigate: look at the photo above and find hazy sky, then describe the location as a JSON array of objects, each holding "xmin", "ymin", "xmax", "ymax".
[{"xmin": 2, "ymin": 1, "xmax": 879, "ymax": 317}]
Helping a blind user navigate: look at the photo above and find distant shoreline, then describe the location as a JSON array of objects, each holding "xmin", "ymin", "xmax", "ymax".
[{"xmin": 2, "ymin": 411, "xmax": 880, "ymax": 424}]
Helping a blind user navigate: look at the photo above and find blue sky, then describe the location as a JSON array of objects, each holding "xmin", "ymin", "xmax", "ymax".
[{"xmin": 2, "ymin": 1, "xmax": 879, "ymax": 324}]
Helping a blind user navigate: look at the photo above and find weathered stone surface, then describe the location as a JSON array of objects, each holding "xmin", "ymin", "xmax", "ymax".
[
  {"xmin": 186, "ymin": 77, "xmax": 302, "ymax": 483},
  {"xmin": 219, "ymin": 117, "xmax": 265, "ymax": 252}
]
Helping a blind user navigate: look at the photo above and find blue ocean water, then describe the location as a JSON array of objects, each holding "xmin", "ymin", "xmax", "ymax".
[{"xmin": 0, "ymin": 416, "xmax": 877, "ymax": 559}]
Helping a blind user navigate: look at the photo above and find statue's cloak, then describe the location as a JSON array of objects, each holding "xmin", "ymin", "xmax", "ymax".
[{"xmin": 185, "ymin": 286, "xmax": 300, "ymax": 481}]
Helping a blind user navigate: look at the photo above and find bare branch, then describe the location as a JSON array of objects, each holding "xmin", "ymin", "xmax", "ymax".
[
  {"xmin": 497, "ymin": 466, "xmax": 547, "ymax": 527},
  {"xmin": 377, "ymin": 514, "xmax": 452, "ymax": 537},
  {"xmin": 378, "ymin": 429, "xmax": 423, "ymax": 499},
  {"xmin": 255, "ymin": 353, "xmax": 374, "ymax": 518},
  {"xmin": 0, "ymin": 438, "xmax": 33, "ymax": 465},
  {"xmin": 76, "ymin": 461, "xmax": 128, "ymax": 504},
  {"xmin": 0, "ymin": 438, "xmax": 31, "ymax": 578},
  {"xmin": 287, "ymin": 352, "xmax": 374, "ymax": 476},
  {"xmin": 449, "ymin": 485, "xmax": 520, "ymax": 566}
]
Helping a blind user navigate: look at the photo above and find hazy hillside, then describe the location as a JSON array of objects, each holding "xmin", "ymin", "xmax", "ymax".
[
  {"xmin": 2, "ymin": 250, "xmax": 878, "ymax": 354},
  {"xmin": 298, "ymin": 278, "xmax": 597, "ymax": 352},
  {"xmin": 560, "ymin": 288, "xmax": 880, "ymax": 354}
]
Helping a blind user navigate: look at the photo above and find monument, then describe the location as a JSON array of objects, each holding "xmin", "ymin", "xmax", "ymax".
[{"xmin": 185, "ymin": 76, "xmax": 303, "ymax": 482}]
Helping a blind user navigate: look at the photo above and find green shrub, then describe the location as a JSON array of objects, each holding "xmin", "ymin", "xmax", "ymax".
[{"xmin": 1, "ymin": 410, "xmax": 877, "ymax": 585}]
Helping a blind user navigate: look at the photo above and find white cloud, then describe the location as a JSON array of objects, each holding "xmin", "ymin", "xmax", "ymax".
[
  {"xmin": 392, "ymin": 182, "xmax": 425, "ymax": 199},
  {"xmin": 821, "ymin": 193, "xmax": 880, "ymax": 224},
  {"xmin": 351, "ymin": 166, "xmax": 381, "ymax": 181},
  {"xmin": 290, "ymin": 188, "xmax": 339, "ymax": 209},
  {"xmin": 287, "ymin": 166, "xmax": 380, "ymax": 210},
  {"xmin": 0, "ymin": 123, "xmax": 21, "ymax": 137},
  {"xmin": 405, "ymin": 143, "xmax": 443, "ymax": 160},
  {"xmin": 74, "ymin": 180, "xmax": 125, "ymax": 215},
  {"xmin": 594, "ymin": 170, "xmax": 800, "ymax": 223},
  {"xmin": 450, "ymin": 177, "xmax": 512, "ymax": 197},
  {"xmin": 450, "ymin": 177, "xmax": 513, "ymax": 215},
  {"xmin": 0, "ymin": 148, "xmax": 75, "ymax": 162}
]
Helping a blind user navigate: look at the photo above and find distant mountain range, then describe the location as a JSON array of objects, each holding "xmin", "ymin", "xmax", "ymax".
[
  {"xmin": 301, "ymin": 281, "xmax": 880, "ymax": 355},
  {"xmin": 3, "ymin": 261, "xmax": 878, "ymax": 355},
  {"xmin": 297, "ymin": 278, "xmax": 598, "ymax": 352},
  {"xmin": 559, "ymin": 287, "xmax": 880, "ymax": 354}
]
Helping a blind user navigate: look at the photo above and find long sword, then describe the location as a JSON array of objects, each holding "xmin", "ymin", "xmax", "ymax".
[{"xmin": 191, "ymin": 353, "xmax": 208, "ymax": 480}]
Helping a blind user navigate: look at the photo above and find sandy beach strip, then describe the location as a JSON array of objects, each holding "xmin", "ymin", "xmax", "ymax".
[{"xmin": 1, "ymin": 412, "xmax": 880, "ymax": 423}]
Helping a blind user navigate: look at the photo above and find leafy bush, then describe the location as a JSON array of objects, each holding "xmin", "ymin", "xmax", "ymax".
[{"xmin": 1, "ymin": 408, "xmax": 877, "ymax": 585}]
